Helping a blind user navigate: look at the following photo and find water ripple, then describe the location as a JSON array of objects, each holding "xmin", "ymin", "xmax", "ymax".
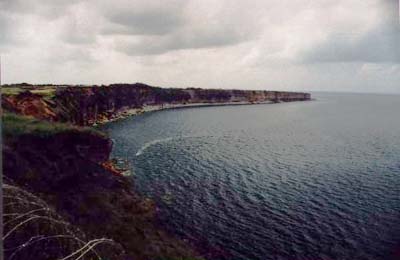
[{"xmin": 103, "ymin": 93, "xmax": 400, "ymax": 260}]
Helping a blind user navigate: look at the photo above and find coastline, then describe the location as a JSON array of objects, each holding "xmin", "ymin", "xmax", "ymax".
[
  {"xmin": 2, "ymin": 83, "xmax": 311, "ymax": 126},
  {"xmin": 94, "ymin": 100, "xmax": 277, "ymax": 125},
  {"xmin": 2, "ymin": 84, "xmax": 312, "ymax": 259}
]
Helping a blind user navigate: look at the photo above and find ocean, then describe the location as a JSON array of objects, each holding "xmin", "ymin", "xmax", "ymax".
[{"xmin": 101, "ymin": 92, "xmax": 400, "ymax": 260}]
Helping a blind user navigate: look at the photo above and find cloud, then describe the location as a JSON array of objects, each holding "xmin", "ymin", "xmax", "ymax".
[
  {"xmin": 103, "ymin": 7, "xmax": 186, "ymax": 36},
  {"xmin": 301, "ymin": 23, "xmax": 400, "ymax": 64},
  {"xmin": 0, "ymin": 0, "xmax": 79, "ymax": 19},
  {"xmin": 300, "ymin": 0, "xmax": 400, "ymax": 63},
  {"xmin": 103, "ymin": 0, "xmax": 261, "ymax": 56},
  {"xmin": 0, "ymin": 0, "xmax": 399, "ymax": 93},
  {"xmin": 57, "ymin": 3, "xmax": 101, "ymax": 45},
  {"xmin": 0, "ymin": 10, "xmax": 42, "ymax": 51},
  {"xmin": 0, "ymin": 13, "xmax": 14, "ymax": 48},
  {"xmin": 115, "ymin": 26, "xmax": 253, "ymax": 56}
]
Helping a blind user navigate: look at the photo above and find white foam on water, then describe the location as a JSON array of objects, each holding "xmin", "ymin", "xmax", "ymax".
[
  {"xmin": 135, "ymin": 137, "xmax": 174, "ymax": 156},
  {"xmin": 135, "ymin": 135, "xmax": 213, "ymax": 156}
]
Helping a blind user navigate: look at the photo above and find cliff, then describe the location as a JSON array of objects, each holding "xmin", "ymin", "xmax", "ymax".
[
  {"xmin": 2, "ymin": 83, "xmax": 311, "ymax": 259},
  {"xmin": 2, "ymin": 114, "xmax": 200, "ymax": 260},
  {"xmin": 2, "ymin": 83, "xmax": 311, "ymax": 126}
]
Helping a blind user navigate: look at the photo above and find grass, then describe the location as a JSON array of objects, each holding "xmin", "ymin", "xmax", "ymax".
[
  {"xmin": 2, "ymin": 113, "xmax": 106, "ymax": 138},
  {"xmin": 2, "ymin": 87, "xmax": 24, "ymax": 95},
  {"xmin": 31, "ymin": 87, "xmax": 56, "ymax": 98},
  {"xmin": 2, "ymin": 86, "xmax": 56, "ymax": 98},
  {"xmin": 3, "ymin": 181, "xmax": 124, "ymax": 260}
]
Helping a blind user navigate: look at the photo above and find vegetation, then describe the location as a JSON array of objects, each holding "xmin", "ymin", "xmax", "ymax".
[
  {"xmin": 2, "ymin": 87, "xmax": 24, "ymax": 96},
  {"xmin": 30, "ymin": 87, "xmax": 56, "ymax": 98},
  {"xmin": 3, "ymin": 177, "xmax": 125, "ymax": 260},
  {"xmin": 2, "ymin": 113, "xmax": 105, "ymax": 138},
  {"xmin": 2, "ymin": 85, "xmax": 56, "ymax": 98}
]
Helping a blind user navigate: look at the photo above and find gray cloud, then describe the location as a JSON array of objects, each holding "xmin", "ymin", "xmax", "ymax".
[
  {"xmin": 58, "ymin": 5, "xmax": 100, "ymax": 45},
  {"xmin": 0, "ymin": 0, "xmax": 79, "ymax": 19},
  {"xmin": 103, "ymin": 1, "xmax": 258, "ymax": 55},
  {"xmin": 0, "ymin": 0, "xmax": 399, "ymax": 93},
  {"xmin": 0, "ymin": 10, "xmax": 32, "ymax": 51},
  {"xmin": 301, "ymin": 22, "xmax": 400, "ymax": 63},
  {"xmin": 0, "ymin": 13, "xmax": 13, "ymax": 47},
  {"xmin": 104, "ymin": 8, "xmax": 185, "ymax": 36},
  {"xmin": 300, "ymin": 0, "xmax": 400, "ymax": 63},
  {"xmin": 115, "ymin": 26, "xmax": 253, "ymax": 56}
]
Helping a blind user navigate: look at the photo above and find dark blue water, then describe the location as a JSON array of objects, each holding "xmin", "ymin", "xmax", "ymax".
[{"xmin": 101, "ymin": 93, "xmax": 400, "ymax": 260}]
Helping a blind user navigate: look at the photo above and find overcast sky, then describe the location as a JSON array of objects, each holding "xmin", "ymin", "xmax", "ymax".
[{"xmin": 0, "ymin": 0, "xmax": 399, "ymax": 93}]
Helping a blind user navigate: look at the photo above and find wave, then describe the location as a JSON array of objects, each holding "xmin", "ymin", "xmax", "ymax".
[
  {"xmin": 136, "ymin": 137, "xmax": 175, "ymax": 156},
  {"xmin": 135, "ymin": 135, "xmax": 215, "ymax": 156}
]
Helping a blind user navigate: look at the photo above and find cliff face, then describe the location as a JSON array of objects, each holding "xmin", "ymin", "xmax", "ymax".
[
  {"xmin": 2, "ymin": 91, "xmax": 58, "ymax": 121},
  {"xmin": 2, "ymin": 83, "xmax": 311, "ymax": 126},
  {"xmin": 2, "ymin": 115, "xmax": 199, "ymax": 260},
  {"xmin": 54, "ymin": 84, "xmax": 310, "ymax": 125}
]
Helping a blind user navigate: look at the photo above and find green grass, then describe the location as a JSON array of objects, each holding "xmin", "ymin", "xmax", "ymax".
[
  {"xmin": 30, "ymin": 87, "xmax": 56, "ymax": 98},
  {"xmin": 2, "ymin": 113, "xmax": 106, "ymax": 138},
  {"xmin": 2, "ymin": 86, "xmax": 56, "ymax": 98},
  {"xmin": 2, "ymin": 87, "xmax": 24, "ymax": 95}
]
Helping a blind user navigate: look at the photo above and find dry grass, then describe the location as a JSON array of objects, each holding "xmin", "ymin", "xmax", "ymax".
[{"xmin": 3, "ymin": 177, "xmax": 125, "ymax": 260}]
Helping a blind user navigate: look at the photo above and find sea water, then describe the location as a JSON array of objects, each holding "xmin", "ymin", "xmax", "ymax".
[{"xmin": 102, "ymin": 92, "xmax": 400, "ymax": 260}]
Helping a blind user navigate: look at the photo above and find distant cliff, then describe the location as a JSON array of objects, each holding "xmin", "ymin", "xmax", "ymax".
[{"xmin": 2, "ymin": 83, "xmax": 311, "ymax": 126}]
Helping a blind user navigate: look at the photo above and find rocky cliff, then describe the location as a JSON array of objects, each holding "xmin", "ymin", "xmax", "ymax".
[
  {"xmin": 1, "ymin": 83, "xmax": 311, "ymax": 260},
  {"xmin": 2, "ymin": 114, "xmax": 200, "ymax": 260},
  {"xmin": 2, "ymin": 83, "xmax": 311, "ymax": 126}
]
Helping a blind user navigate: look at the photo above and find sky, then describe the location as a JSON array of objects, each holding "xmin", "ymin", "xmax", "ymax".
[{"xmin": 0, "ymin": 0, "xmax": 399, "ymax": 93}]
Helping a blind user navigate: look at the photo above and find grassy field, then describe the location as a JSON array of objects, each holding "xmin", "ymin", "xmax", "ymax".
[
  {"xmin": 2, "ymin": 87, "xmax": 24, "ymax": 95},
  {"xmin": 2, "ymin": 113, "xmax": 105, "ymax": 138},
  {"xmin": 2, "ymin": 86, "xmax": 56, "ymax": 98}
]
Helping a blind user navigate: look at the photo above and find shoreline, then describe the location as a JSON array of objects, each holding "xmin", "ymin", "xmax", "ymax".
[
  {"xmin": 2, "ymin": 83, "xmax": 311, "ymax": 127},
  {"xmin": 94, "ymin": 100, "xmax": 279, "ymax": 125}
]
